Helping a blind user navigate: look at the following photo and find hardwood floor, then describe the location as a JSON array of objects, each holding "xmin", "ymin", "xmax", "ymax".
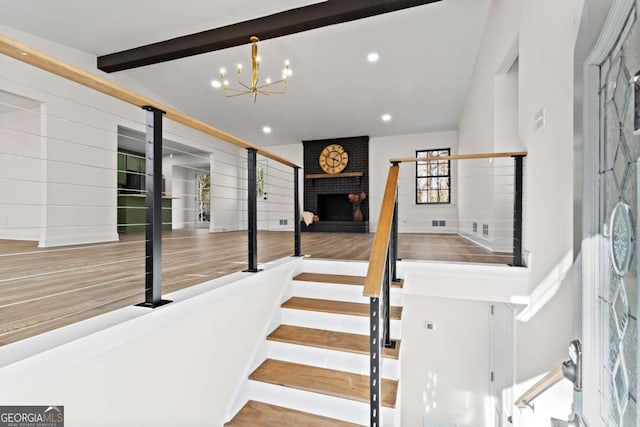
[
  {"xmin": 0, "ymin": 230, "xmax": 510, "ymax": 346},
  {"xmin": 267, "ymin": 325, "xmax": 401, "ymax": 359},
  {"xmin": 224, "ymin": 400, "xmax": 364, "ymax": 427},
  {"xmin": 249, "ymin": 359, "xmax": 398, "ymax": 408}
]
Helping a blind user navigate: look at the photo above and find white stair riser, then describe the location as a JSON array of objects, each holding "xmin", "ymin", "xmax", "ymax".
[
  {"xmin": 248, "ymin": 379, "xmax": 396, "ymax": 426},
  {"xmin": 292, "ymin": 281, "xmax": 403, "ymax": 306},
  {"xmin": 281, "ymin": 308, "xmax": 402, "ymax": 338},
  {"xmin": 300, "ymin": 260, "xmax": 369, "ymax": 277},
  {"xmin": 266, "ymin": 341, "xmax": 399, "ymax": 379}
]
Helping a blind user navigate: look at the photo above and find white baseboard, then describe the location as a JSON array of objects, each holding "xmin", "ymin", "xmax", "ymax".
[
  {"xmin": 211, "ymin": 225, "xmax": 244, "ymax": 232},
  {"xmin": 0, "ymin": 231, "xmax": 40, "ymax": 241},
  {"xmin": 459, "ymin": 231, "xmax": 511, "ymax": 253},
  {"xmin": 38, "ymin": 232, "xmax": 119, "ymax": 248}
]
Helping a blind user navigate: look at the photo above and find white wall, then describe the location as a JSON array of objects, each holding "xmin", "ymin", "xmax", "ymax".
[
  {"xmin": 402, "ymin": 293, "xmax": 491, "ymax": 427},
  {"xmin": 170, "ymin": 165, "xmax": 197, "ymax": 229},
  {"xmin": 256, "ymin": 157, "xmax": 296, "ymax": 231},
  {"xmin": 265, "ymin": 143, "xmax": 304, "ymax": 225},
  {"xmin": 0, "ymin": 258, "xmax": 300, "ymax": 427},
  {"xmin": 457, "ymin": 0, "xmax": 523, "ymax": 254},
  {"xmin": 370, "ymin": 131, "xmax": 458, "ymax": 233},
  {"xmin": 512, "ymin": 272, "xmax": 574, "ymax": 427},
  {"xmin": 0, "ymin": 25, "xmax": 247, "ymax": 244},
  {"xmin": 0, "ymin": 98, "xmax": 42, "ymax": 241},
  {"xmin": 400, "ymin": 262, "xmax": 529, "ymax": 427},
  {"xmin": 456, "ymin": 0, "xmax": 583, "ymax": 424},
  {"xmin": 516, "ymin": 0, "xmax": 581, "ymax": 419}
]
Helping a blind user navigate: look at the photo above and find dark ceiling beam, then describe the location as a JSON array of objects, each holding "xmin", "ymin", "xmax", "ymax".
[{"xmin": 97, "ymin": 0, "xmax": 442, "ymax": 73}]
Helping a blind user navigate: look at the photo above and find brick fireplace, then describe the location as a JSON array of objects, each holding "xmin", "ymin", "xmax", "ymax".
[{"xmin": 302, "ymin": 136, "xmax": 369, "ymax": 233}]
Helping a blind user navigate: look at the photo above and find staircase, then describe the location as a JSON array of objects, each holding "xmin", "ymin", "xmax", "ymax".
[{"xmin": 225, "ymin": 272, "xmax": 403, "ymax": 426}]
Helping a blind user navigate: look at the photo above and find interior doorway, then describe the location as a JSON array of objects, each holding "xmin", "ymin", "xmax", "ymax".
[{"xmin": 195, "ymin": 172, "xmax": 210, "ymax": 228}]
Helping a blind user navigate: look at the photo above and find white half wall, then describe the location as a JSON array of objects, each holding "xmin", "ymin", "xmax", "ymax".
[{"xmin": 0, "ymin": 258, "xmax": 301, "ymax": 427}]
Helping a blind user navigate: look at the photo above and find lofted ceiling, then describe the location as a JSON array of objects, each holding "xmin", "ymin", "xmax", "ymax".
[{"xmin": 0, "ymin": 0, "xmax": 491, "ymax": 148}]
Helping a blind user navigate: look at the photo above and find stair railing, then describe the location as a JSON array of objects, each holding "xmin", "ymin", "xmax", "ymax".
[
  {"xmin": 363, "ymin": 152, "xmax": 527, "ymax": 426},
  {"xmin": 363, "ymin": 163, "xmax": 400, "ymax": 427},
  {"xmin": 0, "ymin": 34, "xmax": 303, "ymax": 313}
]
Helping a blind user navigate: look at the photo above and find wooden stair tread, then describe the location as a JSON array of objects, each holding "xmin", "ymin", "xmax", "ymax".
[
  {"xmin": 250, "ymin": 359, "xmax": 398, "ymax": 408},
  {"xmin": 268, "ymin": 324, "xmax": 400, "ymax": 359},
  {"xmin": 294, "ymin": 272, "xmax": 403, "ymax": 288},
  {"xmin": 282, "ymin": 297, "xmax": 402, "ymax": 320},
  {"xmin": 225, "ymin": 400, "xmax": 363, "ymax": 427}
]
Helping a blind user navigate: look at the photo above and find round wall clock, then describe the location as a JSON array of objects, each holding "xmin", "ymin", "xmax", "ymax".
[{"xmin": 319, "ymin": 144, "xmax": 349, "ymax": 174}]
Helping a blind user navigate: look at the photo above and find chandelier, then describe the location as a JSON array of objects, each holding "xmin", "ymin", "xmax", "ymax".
[{"xmin": 219, "ymin": 36, "xmax": 291, "ymax": 103}]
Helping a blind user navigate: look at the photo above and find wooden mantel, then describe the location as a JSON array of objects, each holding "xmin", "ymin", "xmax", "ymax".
[{"xmin": 305, "ymin": 172, "xmax": 364, "ymax": 179}]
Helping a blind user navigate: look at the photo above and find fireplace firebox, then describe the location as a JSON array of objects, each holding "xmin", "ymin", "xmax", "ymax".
[{"xmin": 318, "ymin": 194, "xmax": 353, "ymax": 221}]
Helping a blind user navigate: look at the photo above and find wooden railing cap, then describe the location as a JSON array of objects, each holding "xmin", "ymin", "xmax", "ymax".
[
  {"xmin": 363, "ymin": 164, "xmax": 400, "ymax": 298},
  {"xmin": 390, "ymin": 151, "xmax": 527, "ymax": 163}
]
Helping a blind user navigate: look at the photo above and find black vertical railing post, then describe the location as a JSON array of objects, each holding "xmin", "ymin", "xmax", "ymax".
[
  {"xmin": 245, "ymin": 148, "xmax": 260, "ymax": 272},
  {"xmin": 384, "ymin": 248, "xmax": 396, "ymax": 350},
  {"xmin": 136, "ymin": 106, "xmax": 171, "ymax": 308},
  {"xmin": 369, "ymin": 296, "xmax": 381, "ymax": 427},
  {"xmin": 391, "ymin": 189, "xmax": 399, "ymax": 282},
  {"xmin": 383, "ymin": 249, "xmax": 392, "ymax": 348},
  {"xmin": 512, "ymin": 155, "xmax": 524, "ymax": 267},
  {"xmin": 293, "ymin": 166, "xmax": 302, "ymax": 257}
]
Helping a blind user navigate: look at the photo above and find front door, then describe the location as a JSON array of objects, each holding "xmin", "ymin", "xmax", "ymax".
[{"xmin": 582, "ymin": 1, "xmax": 639, "ymax": 425}]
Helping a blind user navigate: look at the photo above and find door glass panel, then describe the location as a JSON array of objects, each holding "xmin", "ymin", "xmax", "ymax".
[{"xmin": 599, "ymin": 7, "xmax": 639, "ymax": 426}]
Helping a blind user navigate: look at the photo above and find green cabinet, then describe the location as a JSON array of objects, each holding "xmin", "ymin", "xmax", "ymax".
[
  {"xmin": 117, "ymin": 195, "xmax": 172, "ymax": 234},
  {"xmin": 117, "ymin": 153, "xmax": 126, "ymax": 187},
  {"xmin": 118, "ymin": 151, "xmax": 145, "ymax": 188}
]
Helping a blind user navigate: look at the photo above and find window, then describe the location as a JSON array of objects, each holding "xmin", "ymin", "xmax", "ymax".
[{"xmin": 416, "ymin": 148, "xmax": 451, "ymax": 204}]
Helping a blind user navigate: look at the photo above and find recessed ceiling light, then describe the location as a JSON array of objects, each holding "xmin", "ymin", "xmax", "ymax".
[
  {"xmin": 367, "ymin": 52, "xmax": 379, "ymax": 63},
  {"xmin": 211, "ymin": 80, "xmax": 221, "ymax": 89},
  {"xmin": 262, "ymin": 126, "xmax": 272, "ymax": 134},
  {"xmin": 382, "ymin": 114, "xmax": 392, "ymax": 122}
]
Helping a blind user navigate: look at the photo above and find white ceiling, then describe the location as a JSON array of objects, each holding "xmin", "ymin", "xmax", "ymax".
[{"xmin": 0, "ymin": 0, "xmax": 491, "ymax": 148}]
